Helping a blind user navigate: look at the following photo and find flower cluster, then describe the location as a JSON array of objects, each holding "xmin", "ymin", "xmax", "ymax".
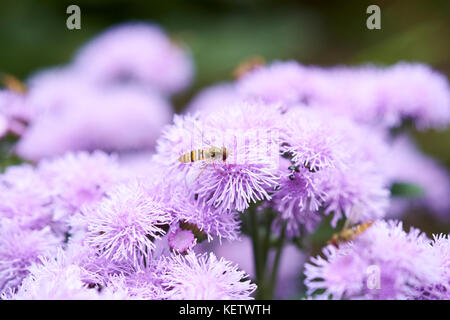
[
  {"xmin": 0, "ymin": 23, "xmax": 449, "ymax": 300},
  {"xmin": 304, "ymin": 220, "xmax": 447, "ymax": 300}
]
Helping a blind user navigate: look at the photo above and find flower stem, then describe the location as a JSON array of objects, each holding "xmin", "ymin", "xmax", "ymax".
[
  {"xmin": 248, "ymin": 206, "xmax": 263, "ymax": 289},
  {"xmin": 268, "ymin": 223, "xmax": 286, "ymax": 298}
]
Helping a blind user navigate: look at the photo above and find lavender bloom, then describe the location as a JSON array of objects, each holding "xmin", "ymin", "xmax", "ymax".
[
  {"xmin": 74, "ymin": 23, "xmax": 194, "ymax": 95},
  {"xmin": 155, "ymin": 101, "xmax": 282, "ymax": 213},
  {"xmin": 377, "ymin": 63, "xmax": 450, "ymax": 130},
  {"xmin": 0, "ymin": 221, "xmax": 60, "ymax": 294},
  {"xmin": 312, "ymin": 63, "xmax": 450, "ymax": 129},
  {"xmin": 236, "ymin": 60, "xmax": 307, "ymax": 108},
  {"xmin": 304, "ymin": 220, "xmax": 441, "ymax": 300},
  {"xmin": 385, "ymin": 134, "xmax": 450, "ymax": 219},
  {"xmin": 275, "ymin": 107, "xmax": 389, "ymax": 232},
  {"xmin": 0, "ymin": 164, "xmax": 54, "ymax": 230},
  {"xmin": 271, "ymin": 158, "xmax": 325, "ymax": 238},
  {"xmin": 185, "ymin": 82, "xmax": 240, "ymax": 114},
  {"xmin": 168, "ymin": 187, "xmax": 241, "ymax": 243},
  {"xmin": 237, "ymin": 61, "xmax": 450, "ymax": 130},
  {"xmin": 160, "ymin": 252, "xmax": 257, "ymax": 300},
  {"xmin": 416, "ymin": 234, "xmax": 450, "ymax": 300},
  {"xmin": 82, "ymin": 180, "xmax": 173, "ymax": 265},
  {"xmin": 0, "ymin": 90, "xmax": 31, "ymax": 137},
  {"xmin": 17, "ymin": 84, "xmax": 172, "ymax": 161},
  {"xmin": 3, "ymin": 249, "xmax": 129, "ymax": 300},
  {"xmin": 36, "ymin": 151, "xmax": 127, "ymax": 224}
]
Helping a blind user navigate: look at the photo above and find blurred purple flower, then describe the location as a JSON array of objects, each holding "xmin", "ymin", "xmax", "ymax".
[
  {"xmin": 17, "ymin": 84, "xmax": 172, "ymax": 161},
  {"xmin": 0, "ymin": 164, "xmax": 54, "ymax": 230},
  {"xmin": 186, "ymin": 82, "xmax": 240, "ymax": 114},
  {"xmin": 0, "ymin": 221, "xmax": 60, "ymax": 294},
  {"xmin": 0, "ymin": 90, "xmax": 31, "ymax": 137},
  {"xmin": 385, "ymin": 134, "xmax": 450, "ymax": 219},
  {"xmin": 74, "ymin": 23, "xmax": 194, "ymax": 95}
]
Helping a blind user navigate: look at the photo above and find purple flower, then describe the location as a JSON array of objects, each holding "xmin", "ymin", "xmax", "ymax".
[
  {"xmin": 0, "ymin": 89, "xmax": 31, "ymax": 137},
  {"xmin": 185, "ymin": 82, "xmax": 240, "ymax": 114},
  {"xmin": 0, "ymin": 164, "xmax": 54, "ymax": 230},
  {"xmin": 3, "ymin": 249, "xmax": 129, "ymax": 300},
  {"xmin": 73, "ymin": 23, "xmax": 194, "ymax": 95},
  {"xmin": 236, "ymin": 61, "xmax": 450, "ymax": 130},
  {"xmin": 168, "ymin": 187, "xmax": 241, "ymax": 243},
  {"xmin": 17, "ymin": 84, "xmax": 172, "ymax": 161},
  {"xmin": 271, "ymin": 158, "xmax": 325, "ymax": 238},
  {"xmin": 274, "ymin": 107, "xmax": 389, "ymax": 232},
  {"xmin": 416, "ymin": 234, "xmax": 450, "ymax": 300},
  {"xmin": 304, "ymin": 220, "xmax": 441, "ymax": 299},
  {"xmin": 160, "ymin": 252, "xmax": 257, "ymax": 299},
  {"xmin": 236, "ymin": 60, "xmax": 307, "ymax": 108},
  {"xmin": 156, "ymin": 101, "xmax": 282, "ymax": 213},
  {"xmin": 385, "ymin": 134, "xmax": 450, "ymax": 219},
  {"xmin": 0, "ymin": 221, "xmax": 60, "ymax": 294},
  {"xmin": 82, "ymin": 180, "xmax": 173, "ymax": 265}
]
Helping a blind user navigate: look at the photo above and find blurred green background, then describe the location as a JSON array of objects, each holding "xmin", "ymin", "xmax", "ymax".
[{"xmin": 0, "ymin": 0, "xmax": 449, "ymax": 234}]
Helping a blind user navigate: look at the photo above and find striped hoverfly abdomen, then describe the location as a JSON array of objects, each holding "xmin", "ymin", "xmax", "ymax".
[{"xmin": 178, "ymin": 147, "xmax": 229, "ymax": 163}]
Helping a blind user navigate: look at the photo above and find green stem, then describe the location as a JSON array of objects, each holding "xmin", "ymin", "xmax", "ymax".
[
  {"xmin": 268, "ymin": 224, "xmax": 286, "ymax": 298},
  {"xmin": 248, "ymin": 206, "xmax": 263, "ymax": 288},
  {"xmin": 262, "ymin": 210, "xmax": 274, "ymax": 270}
]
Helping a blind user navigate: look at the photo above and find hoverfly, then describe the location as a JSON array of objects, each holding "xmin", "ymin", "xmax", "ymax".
[
  {"xmin": 327, "ymin": 204, "xmax": 374, "ymax": 247},
  {"xmin": 178, "ymin": 120, "xmax": 231, "ymax": 184},
  {"xmin": 327, "ymin": 221, "xmax": 374, "ymax": 247}
]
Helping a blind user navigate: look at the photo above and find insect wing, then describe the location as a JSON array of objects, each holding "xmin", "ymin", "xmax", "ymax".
[{"xmin": 184, "ymin": 161, "xmax": 210, "ymax": 187}]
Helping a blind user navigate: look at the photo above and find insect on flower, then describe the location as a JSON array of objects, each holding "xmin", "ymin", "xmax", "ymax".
[
  {"xmin": 327, "ymin": 221, "xmax": 374, "ymax": 247},
  {"xmin": 178, "ymin": 122, "xmax": 231, "ymax": 184}
]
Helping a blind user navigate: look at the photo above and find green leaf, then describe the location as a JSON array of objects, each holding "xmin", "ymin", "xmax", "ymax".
[{"xmin": 390, "ymin": 182, "xmax": 425, "ymax": 198}]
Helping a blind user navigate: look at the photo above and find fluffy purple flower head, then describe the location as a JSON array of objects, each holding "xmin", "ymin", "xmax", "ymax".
[
  {"xmin": 156, "ymin": 101, "xmax": 282, "ymax": 213},
  {"xmin": 280, "ymin": 107, "xmax": 351, "ymax": 172},
  {"xmin": 305, "ymin": 220, "xmax": 441, "ymax": 300},
  {"xmin": 82, "ymin": 180, "xmax": 173, "ymax": 265},
  {"xmin": 236, "ymin": 60, "xmax": 307, "ymax": 108},
  {"xmin": 37, "ymin": 151, "xmax": 126, "ymax": 222},
  {"xmin": 271, "ymin": 158, "xmax": 325, "ymax": 238},
  {"xmin": 104, "ymin": 255, "xmax": 167, "ymax": 299},
  {"xmin": 17, "ymin": 85, "xmax": 172, "ymax": 161},
  {"xmin": 305, "ymin": 63, "xmax": 450, "ymax": 130},
  {"xmin": 377, "ymin": 63, "xmax": 450, "ymax": 130},
  {"xmin": 24, "ymin": 67, "xmax": 92, "ymax": 116},
  {"xmin": 160, "ymin": 252, "xmax": 257, "ymax": 299},
  {"xmin": 0, "ymin": 221, "xmax": 60, "ymax": 294},
  {"xmin": 168, "ymin": 186, "xmax": 241, "ymax": 243},
  {"xmin": 0, "ymin": 89, "xmax": 31, "ymax": 137},
  {"xmin": 274, "ymin": 107, "xmax": 389, "ymax": 231},
  {"xmin": 416, "ymin": 234, "xmax": 450, "ymax": 300},
  {"xmin": 0, "ymin": 164, "xmax": 54, "ymax": 230},
  {"xmin": 3, "ymin": 249, "xmax": 129, "ymax": 300},
  {"xmin": 385, "ymin": 134, "xmax": 450, "ymax": 219},
  {"xmin": 74, "ymin": 23, "xmax": 193, "ymax": 95},
  {"xmin": 185, "ymin": 82, "xmax": 240, "ymax": 114}
]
